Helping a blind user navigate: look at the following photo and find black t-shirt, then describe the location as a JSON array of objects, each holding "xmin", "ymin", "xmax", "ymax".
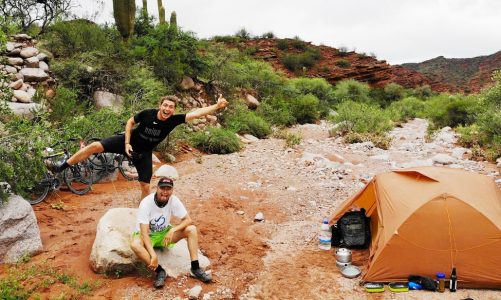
[{"xmin": 131, "ymin": 109, "xmax": 186, "ymax": 152}]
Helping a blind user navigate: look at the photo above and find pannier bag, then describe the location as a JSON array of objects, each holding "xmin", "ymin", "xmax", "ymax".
[{"xmin": 331, "ymin": 208, "xmax": 371, "ymax": 248}]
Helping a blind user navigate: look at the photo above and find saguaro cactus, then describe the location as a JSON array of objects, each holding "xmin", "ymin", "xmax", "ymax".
[
  {"xmin": 157, "ymin": 0, "xmax": 166, "ymax": 24},
  {"xmin": 113, "ymin": 0, "xmax": 136, "ymax": 41},
  {"xmin": 169, "ymin": 11, "xmax": 177, "ymax": 34},
  {"xmin": 142, "ymin": 0, "xmax": 148, "ymax": 19}
]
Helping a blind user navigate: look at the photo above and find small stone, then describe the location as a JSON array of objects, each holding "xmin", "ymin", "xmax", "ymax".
[
  {"xmin": 20, "ymin": 47, "xmax": 39, "ymax": 58},
  {"xmin": 7, "ymin": 57, "xmax": 24, "ymax": 65},
  {"xmin": 188, "ymin": 285, "xmax": 202, "ymax": 300},
  {"xmin": 9, "ymin": 79, "xmax": 23, "ymax": 90},
  {"xmin": 254, "ymin": 212, "xmax": 264, "ymax": 222},
  {"xmin": 236, "ymin": 210, "xmax": 245, "ymax": 215},
  {"xmin": 12, "ymin": 90, "xmax": 32, "ymax": 103}
]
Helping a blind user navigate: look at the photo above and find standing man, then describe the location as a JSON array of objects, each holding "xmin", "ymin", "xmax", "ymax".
[
  {"xmin": 130, "ymin": 177, "xmax": 211, "ymax": 288},
  {"xmin": 50, "ymin": 94, "xmax": 228, "ymax": 201}
]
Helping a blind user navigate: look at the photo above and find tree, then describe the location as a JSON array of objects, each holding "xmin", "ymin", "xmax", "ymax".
[
  {"xmin": 142, "ymin": 0, "xmax": 148, "ymax": 19},
  {"xmin": 0, "ymin": 0, "xmax": 74, "ymax": 34},
  {"xmin": 112, "ymin": 0, "xmax": 136, "ymax": 42}
]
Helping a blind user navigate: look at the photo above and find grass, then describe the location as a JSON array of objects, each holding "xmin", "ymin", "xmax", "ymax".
[{"xmin": 0, "ymin": 261, "xmax": 102, "ymax": 299}]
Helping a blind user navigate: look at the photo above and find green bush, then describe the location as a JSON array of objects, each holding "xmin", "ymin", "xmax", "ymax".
[
  {"xmin": 289, "ymin": 94, "xmax": 320, "ymax": 124},
  {"xmin": 123, "ymin": 63, "xmax": 169, "ymax": 110},
  {"xmin": 189, "ymin": 127, "xmax": 241, "ymax": 154},
  {"xmin": 281, "ymin": 48, "xmax": 321, "ymax": 73},
  {"xmin": 288, "ymin": 77, "xmax": 335, "ymax": 117},
  {"xmin": 261, "ymin": 32, "xmax": 275, "ymax": 39},
  {"xmin": 410, "ymin": 85, "xmax": 434, "ymax": 98},
  {"xmin": 63, "ymin": 107, "xmax": 130, "ymax": 140},
  {"xmin": 333, "ymin": 79, "xmax": 371, "ymax": 104},
  {"xmin": 0, "ymin": 28, "xmax": 7, "ymax": 52},
  {"xmin": 423, "ymin": 94, "xmax": 480, "ymax": 129},
  {"xmin": 234, "ymin": 28, "xmax": 252, "ymax": 39},
  {"xmin": 383, "ymin": 83, "xmax": 405, "ymax": 103},
  {"xmin": 273, "ymin": 129, "xmax": 302, "ymax": 148},
  {"xmin": 387, "ymin": 96, "xmax": 426, "ymax": 122},
  {"xmin": 291, "ymin": 37, "xmax": 306, "ymax": 50},
  {"xmin": 223, "ymin": 103, "xmax": 271, "ymax": 138},
  {"xmin": 343, "ymin": 132, "xmax": 391, "ymax": 150},
  {"xmin": 48, "ymin": 87, "xmax": 88, "ymax": 124},
  {"xmin": 256, "ymin": 96, "xmax": 296, "ymax": 126},
  {"xmin": 132, "ymin": 24, "xmax": 206, "ymax": 87},
  {"xmin": 332, "ymin": 101, "xmax": 393, "ymax": 135},
  {"xmin": 43, "ymin": 20, "xmax": 114, "ymax": 57},
  {"xmin": 276, "ymin": 39, "xmax": 288, "ymax": 50},
  {"xmin": 335, "ymin": 59, "xmax": 350, "ymax": 68}
]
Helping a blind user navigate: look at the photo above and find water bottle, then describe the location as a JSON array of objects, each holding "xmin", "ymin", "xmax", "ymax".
[
  {"xmin": 449, "ymin": 267, "xmax": 457, "ymax": 292},
  {"xmin": 318, "ymin": 217, "xmax": 332, "ymax": 250}
]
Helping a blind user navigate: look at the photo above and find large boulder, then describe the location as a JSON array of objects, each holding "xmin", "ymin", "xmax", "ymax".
[
  {"xmin": 180, "ymin": 76, "xmax": 195, "ymax": 90},
  {"xmin": 154, "ymin": 164, "xmax": 179, "ymax": 180},
  {"xmin": 6, "ymin": 102, "xmax": 42, "ymax": 119},
  {"xmin": 245, "ymin": 94, "xmax": 260, "ymax": 109},
  {"xmin": 90, "ymin": 208, "xmax": 210, "ymax": 277},
  {"xmin": 93, "ymin": 90, "xmax": 124, "ymax": 110},
  {"xmin": 0, "ymin": 195, "xmax": 43, "ymax": 263},
  {"xmin": 19, "ymin": 68, "xmax": 49, "ymax": 82},
  {"xmin": 20, "ymin": 47, "xmax": 39, "ymax": 58}
]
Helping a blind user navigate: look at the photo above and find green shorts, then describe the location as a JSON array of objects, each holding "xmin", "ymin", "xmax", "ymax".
[{"xmin": 132, "ymin": 225, "xmax": 176, "ymax": 249}]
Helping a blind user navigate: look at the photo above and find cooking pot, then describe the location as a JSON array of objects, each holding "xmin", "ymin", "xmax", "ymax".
[
  {"xmin": 336, "ymin": 260, "xmax": 351, "ymax": 269},
  {"xmin": 335, "ymin": 248, "xmax": 352, "ymax": 263}
]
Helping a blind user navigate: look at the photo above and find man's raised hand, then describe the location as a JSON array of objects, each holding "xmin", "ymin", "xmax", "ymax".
[{"xmin": 216, "ymin": 94, "xmax": 228, "ymax": 109}]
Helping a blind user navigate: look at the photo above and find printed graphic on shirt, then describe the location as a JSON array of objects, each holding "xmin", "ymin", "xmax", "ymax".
[{"xmin": 150, "ymin": 215, "xmax": 167, "ymax": 232}]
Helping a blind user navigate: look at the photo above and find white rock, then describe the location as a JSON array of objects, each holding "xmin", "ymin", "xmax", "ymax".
[
  {"xmin": 93, "ymin": 90, "xmax": 124, "ymax": 110},
  {"xmin": 27, "ymin": 88, "xmax": 36, "ymax": 98},
  {"xmin": 245, "ymin": 94, "xmax": 260, "ymax": 109},
  {"xmin": 243, "ymin": 134, "xmax": 259, "ymax": 142},
  {"xmin": 432, "ymin": 154, "xmax": 456, "ymax": 165},
  {"xmin": 19, "ymin": 68, "xmax": 49, "ymax": 82},
  {"xmin": 254, "ymin": 212, "xmax": 264, "ymax": 222},
  {"xmin": 495, "ymin": 179, "xmax": 501, "ymax": 184},
  {"xmin": 154, "ymin": 164, "xmax": 179, "ymax": 180},
  {"xmin": 13, "ymin": 33, "xmax": 32, "ymax": 41},
  {"xmin": 24, "ymin": 56, "xmax": 40, "ymax": 68},
  {"xmin": 400, "ymin": 159, "xmax": 434, "ymax": 168},
  {"xmin": 39, "ymin": 61, "xmax": 49, "ymax": 71},
  {"xmin": 4, "ymin": 66, "xmax": 17, "ymax": 74},
  {"xmin": 7, "ymin": 48, "xmax": 21, "ymax": 56},
  {"xmin": 180, "ymin": 76, "xmax": 195, "ymax": 90},
  {"xmin": 12, "ymin": 90, "xmax": 32, "ymax": 103},
  {"xmin": 152, "ymin": 153, "xmax": 161, "ymax": 163},
  {"xmin": 496, "ymin": 157, "xmax": 501, "ymax": 168},
  {"xmin": 188, "ymin": 285, "xmax": 203, "ymax": 300},
  {"xmin": 36, "ymin": 53, "xmax": 48, "ymax": 61},
  {"xmin": 7, "ymin": 57, "xmax": 24, "ymax": 65},
  {"xmin": 451, "ymin": 147, "xmax": 467, "ymax": 159},
  {"xmin": 0, "ymin": 195, "xmax": 43, "ymax": 263},
  {"xmin": 236, "ymin": 210, "xmax": 245, "ymax": 215},
  {"xmin": 9, "ymin": 79, "xmax": 23, "ymax": 90},
  {"xmin": 370, "ymin": 154, "xmax": 390, "ymax": 160},
  {"xmin": 6, "ymin": 42, "xmax": 15, "ymax": 52},
  {"xmin": 20, "ymin": 47, "xmax": 39, "ymax": 58}
]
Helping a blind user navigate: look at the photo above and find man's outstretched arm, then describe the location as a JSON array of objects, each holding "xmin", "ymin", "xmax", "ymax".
[{"xmin": 186, "ymin": 94, "xmax": 228, "ymax": 122}]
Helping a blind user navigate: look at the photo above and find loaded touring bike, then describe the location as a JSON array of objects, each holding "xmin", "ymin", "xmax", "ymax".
[{"xmin": 24, "ymin": 138, "xmax": 93, "ymax": 205}]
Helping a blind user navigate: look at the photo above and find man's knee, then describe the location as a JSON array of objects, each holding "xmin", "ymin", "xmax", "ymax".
[
  {"xmin": 130, "ymin": 237, "xmax": 144, "ymax": 253},
  {"xmin": 185, "ymin": 225, "xmax": 198, "ymax": 237},
  {"xmin": 88, "ymin": 142, "xmax": 104, "ymax": 154}
]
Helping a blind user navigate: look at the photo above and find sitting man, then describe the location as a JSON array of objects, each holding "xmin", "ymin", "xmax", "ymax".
[{"xmin": 130, "ymin": 177, "xmax": 211, "ymax": 288}]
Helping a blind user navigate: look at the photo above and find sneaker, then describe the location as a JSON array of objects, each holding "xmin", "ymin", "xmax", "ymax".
[
  {"xmin": 153, "ymin": 269, "xmax": 167, "ymax": 289},
  {"xmin": 190, "ymin": 268, "xmax": 212, "ymax": 283}
]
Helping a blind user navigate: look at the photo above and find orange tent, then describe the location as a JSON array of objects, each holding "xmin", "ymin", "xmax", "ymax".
[{"xmin": 330, "ymin": 167, "xmax": 501, "ymax": 288}]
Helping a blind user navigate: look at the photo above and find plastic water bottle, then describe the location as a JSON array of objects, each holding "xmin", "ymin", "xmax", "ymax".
[{"xmin": 318, "ymin": 217, "xmax": 332, "ymax": 250}]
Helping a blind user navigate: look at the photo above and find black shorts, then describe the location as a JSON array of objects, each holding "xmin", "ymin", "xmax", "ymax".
[{"xmin": 100, "ymin": 135, "xmax": 153, "ymax": 183}]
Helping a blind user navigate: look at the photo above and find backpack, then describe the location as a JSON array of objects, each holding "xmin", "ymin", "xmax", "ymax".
[{"xmin": 331, "ymin": 208, "xmax": 371, "ymax": 249}]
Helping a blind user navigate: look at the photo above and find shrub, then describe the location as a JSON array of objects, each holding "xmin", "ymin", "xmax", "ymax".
[
  {"xmin": 234, "ymin": 28, "xmax": 252, "ymax": 39},
  {"xmin": 276, "ymin": 39, "xmax": 288, "ymax": 50},
  {"xmin": 63, "ymin": 107, "xmax": 130, "ymax": 140},
  {"xmin": 343, "ymin": 132, "xmax": 391, "ymax": 150},
  {"xmin": 212, "ymin": 35, "xmax": 241, "ymax": 44},
  {"xmin": 43, "ymin": 20, "xmax": 114, "ymax": 57},
  {"xmin": 122, "ymin": 63, "xmax": 169, "ymax": 110},
  {"xmin": 423, "ymin": 94, "xmax": 480, "ymax": 129},
  {"xmin": 387, "ymin": 96, "xmax": 426, "ymax": 122},
  {"xmin": 338, "ymin": 46, "xmax": 348, "ymax": 56},
  {"xmin": 332, "ymin": 101, "xmax": 392, "ymax": 135},
  {"xmin": 333, "ymin": 79, "xmax": 371, "ymax": 104},
  {"xmin": 289, "ymin": 94, "xmax": 320, "ymax": 124},
  {"xmin": 289, "ymin": 77, "xmax": 335, "ymax": 117},
  {"xmin": 335, "ymin": 59, "xmax": 350, "ymax": 68},
  {"xmin": 256, "ymin": 96, "xmax": 296, "ymax": 126},
  {"xmin": 223, "ymin": 102, "xmax": 271, "ymax": 138},
  {"xmin": 281, "ymin": 48, "xmax": 321, "ymax": 73},
  {"xmin": 189, "ymin": 127, "xmax": 241, "ymax": 154},
  {"xmin": 48, "ymin": 87, "xmax": 88, "ymax": 124},
  {"xmin": 244, "ymin": 45, "xmax": 258, "ymax": 56},
  {"xmin": 383, "ymin": 83, "xmax": 405, "ymax": 103},
  {"xmin": 273, "ymin": 129, "xmax": 302, "ymax": 148},
  {"xmin": 291, "ymin": 37, "xmax": 306, "ymax": 50},
  {"xmin": 261, "ymin": 32, "xmax": 275, "ymax": 39}
]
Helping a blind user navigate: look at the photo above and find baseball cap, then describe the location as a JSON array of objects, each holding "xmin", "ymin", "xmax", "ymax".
[{"xmin": 157, "ymin": 177, "xmax": 174, "ymax": 188}]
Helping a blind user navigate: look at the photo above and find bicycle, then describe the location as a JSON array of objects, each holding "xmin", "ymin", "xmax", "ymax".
[
  {"xmin": 23, "ymin": 138, "xmax": 93, "ymax": 205},
  {"xmin": 85, "ymin": 137, "xmax": 139, "ymax": 183}
]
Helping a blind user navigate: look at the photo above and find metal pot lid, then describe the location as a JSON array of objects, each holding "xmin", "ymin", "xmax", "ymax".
[{"xmin": 341, "ymin": 265, "xmax": 361, "ymax": 279}]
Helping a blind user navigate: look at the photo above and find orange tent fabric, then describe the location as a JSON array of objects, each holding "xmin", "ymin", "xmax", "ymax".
[{"xmin": 330, "ymin": 167, "xmax": 501, "ymax": 288}]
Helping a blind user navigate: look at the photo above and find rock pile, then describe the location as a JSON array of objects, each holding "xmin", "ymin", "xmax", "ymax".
[{"xmin": 1, "ymin": 34, "xmax": 54, "ymax": 117}]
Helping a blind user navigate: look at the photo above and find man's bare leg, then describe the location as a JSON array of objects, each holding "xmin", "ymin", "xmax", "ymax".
[
  {"xmin": 130, "ymin": 236, "xmax": 151, "ymax": 264},
  {"xmin": 67, "ymin": 142, "xmax": 104, "ymax": 165},
  {"xmin": 139, "ymin": 181, "xmax": 150, "ymax": 202}
]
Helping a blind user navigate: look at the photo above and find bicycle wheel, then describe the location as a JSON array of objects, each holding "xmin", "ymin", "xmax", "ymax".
[
  {"xmin": 64, "ymin": 161, "xmax": 93, "ymax": 195},
  {"xmin": 118, "ymin": 155, "xmax": 139, "ymax": 180},
  {"xmin": 24, "ymin": 173, "xmax": 51, "ymax": 205},
  {"xmin": 87, "ymin": 153, "xmax": 108, "ymax": 183}
]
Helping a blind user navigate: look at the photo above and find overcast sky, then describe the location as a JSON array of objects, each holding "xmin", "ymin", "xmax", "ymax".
[{"xmin": 74, "ymin": 0, "xmax": 501, "ymax": 65}]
